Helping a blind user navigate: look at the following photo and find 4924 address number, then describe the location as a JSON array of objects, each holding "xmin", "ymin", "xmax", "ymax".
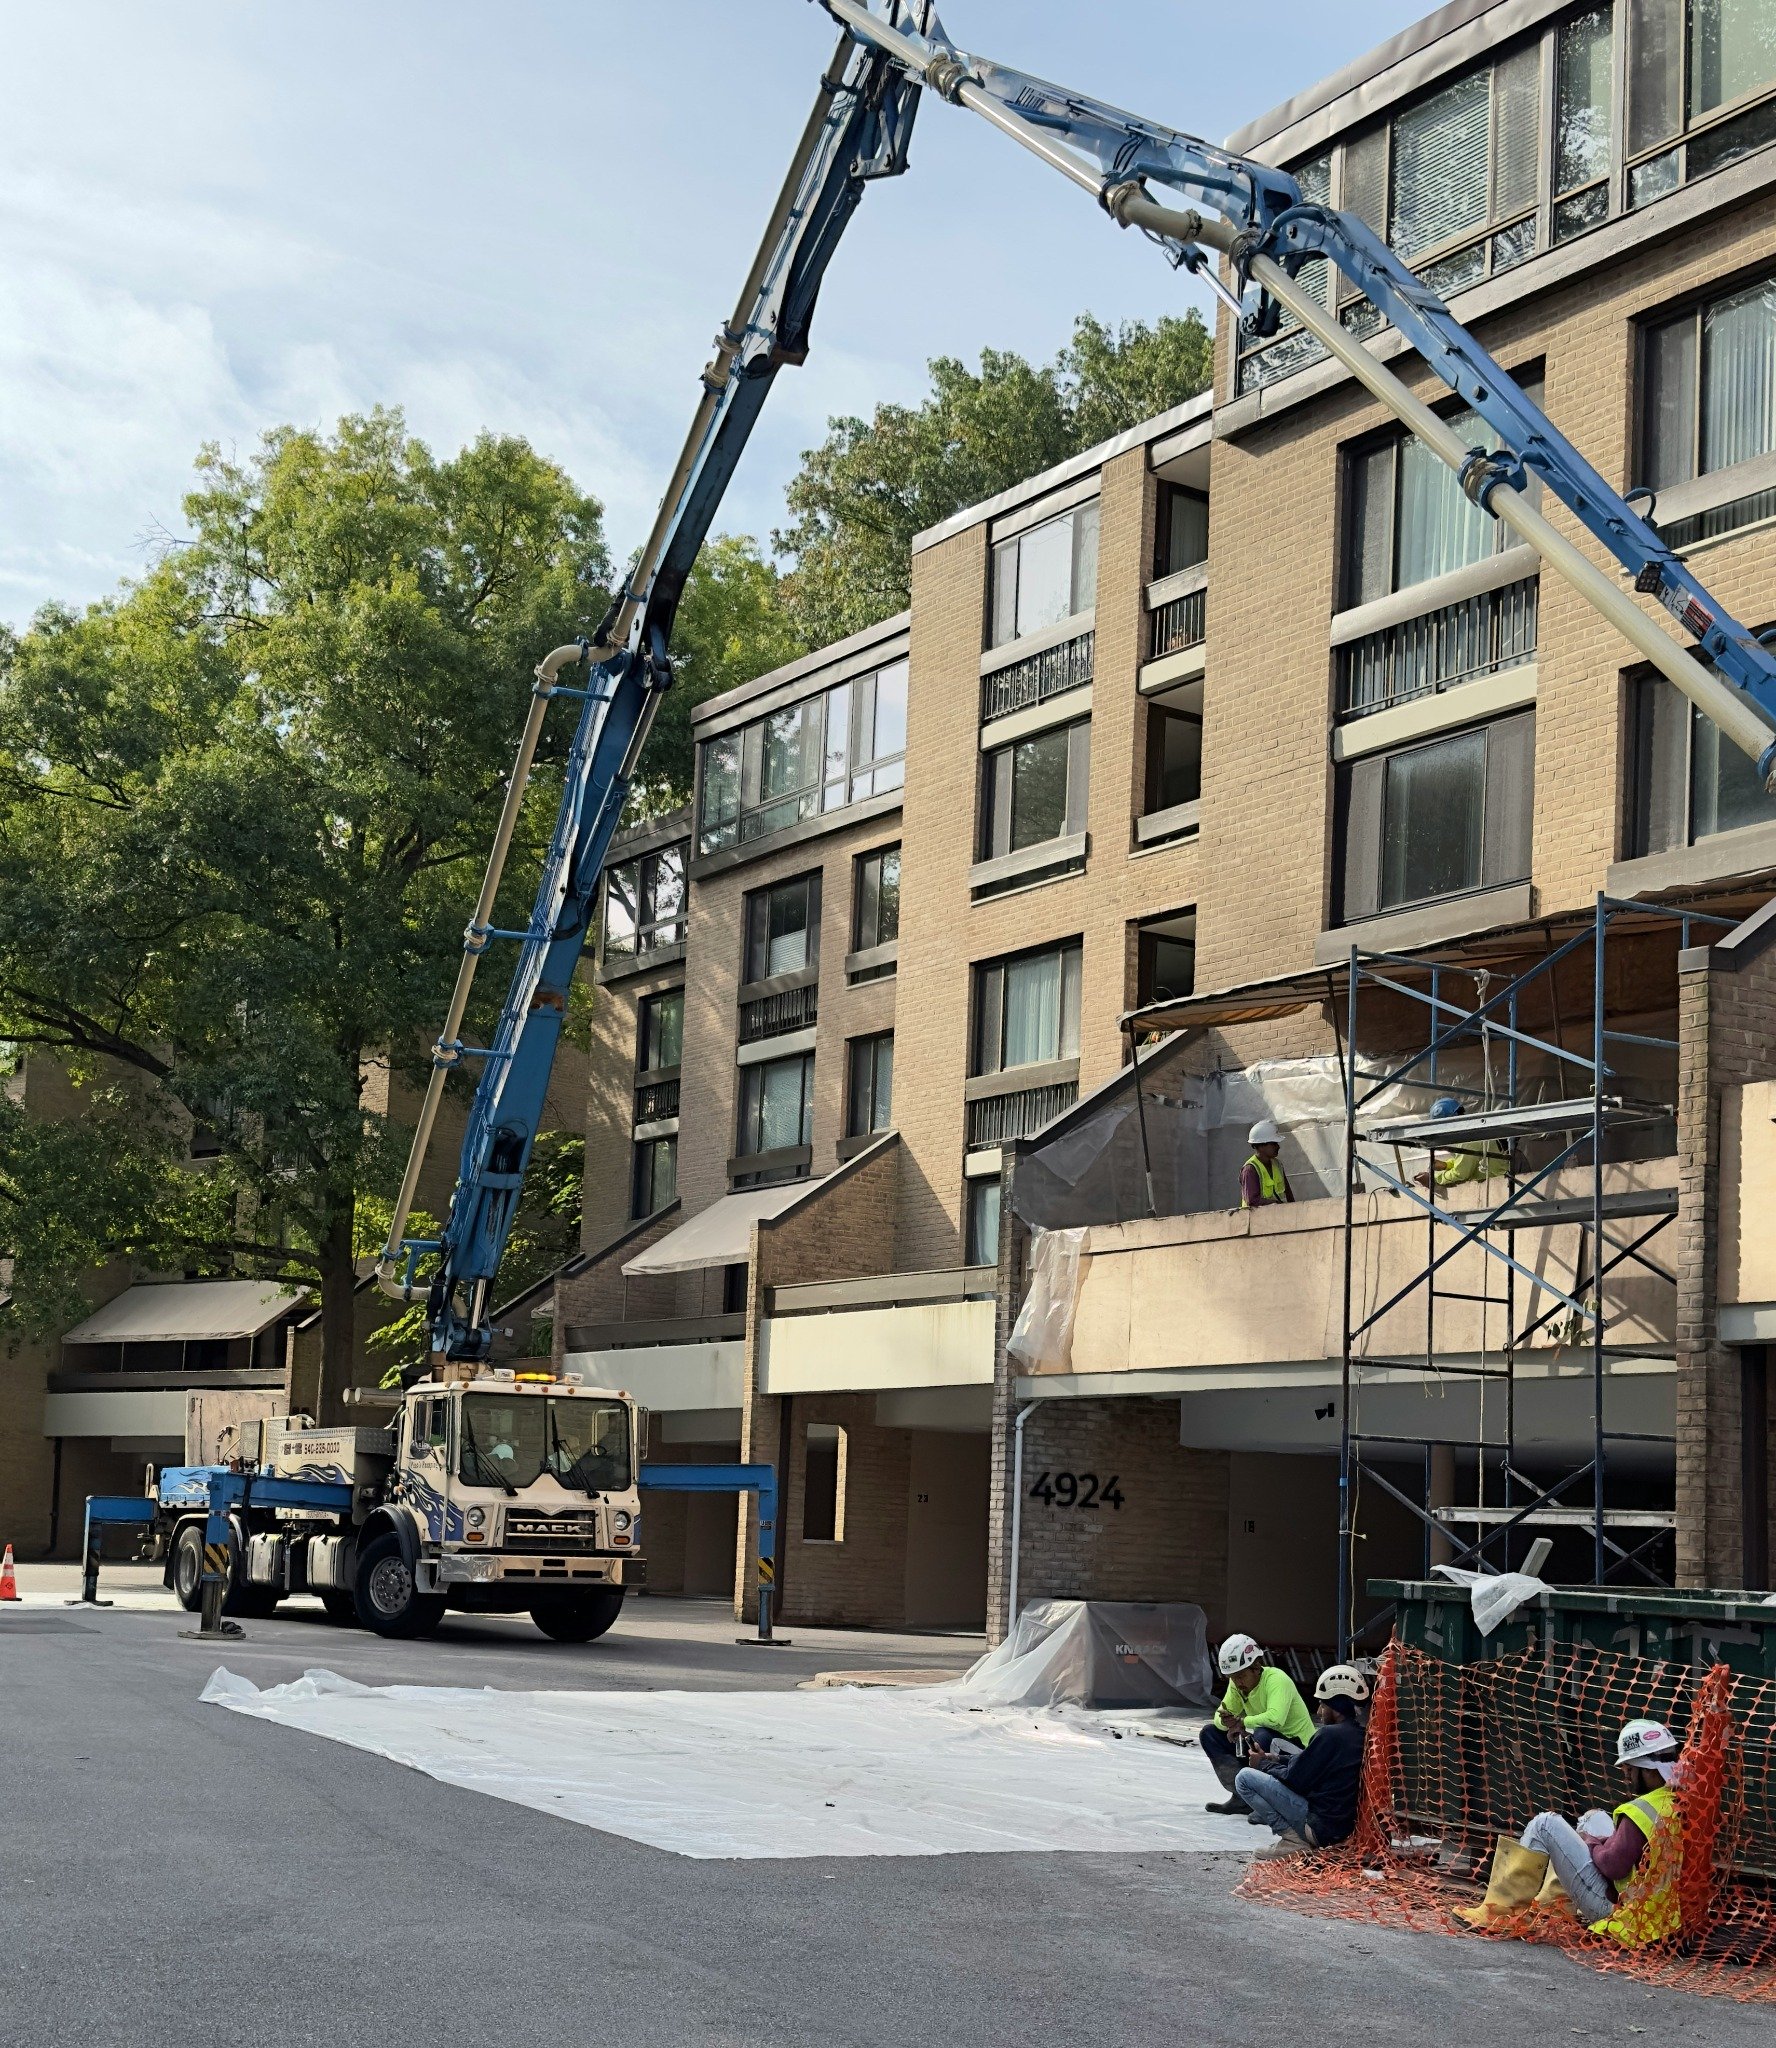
[{"xmin": 1028, "ymin": 1471, "xmax": 1124, "ymax": 1510}]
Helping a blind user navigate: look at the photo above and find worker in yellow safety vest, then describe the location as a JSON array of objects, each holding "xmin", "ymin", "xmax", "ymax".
[
  {"xmin": 1413, "ymin": 1095, "xmax": 1508, "ymax": 1191},
  {"xmin": 1456, "ymin": 1717, "xmax": 1683, "ymax": 1943},
  {"xmin": 1240, "ymin": 1120, "xmax": 1293, "ymax": 1208}
]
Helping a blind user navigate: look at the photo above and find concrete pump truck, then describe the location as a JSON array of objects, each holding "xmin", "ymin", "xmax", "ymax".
[{"xmin": 88, "ymin": 0, "xmax": 1776, "ymax": 1642}]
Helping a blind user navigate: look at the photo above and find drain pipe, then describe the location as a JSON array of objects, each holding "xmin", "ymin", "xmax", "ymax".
[{"xmin": 1006, "ymin": 1401, "xmax": 1039, "ymax": 1628}]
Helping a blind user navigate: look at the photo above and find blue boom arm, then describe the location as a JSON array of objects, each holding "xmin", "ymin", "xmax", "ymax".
[
  {"xmin": 396, "ymin": 11, "xmax": 930, "ymax": 1360},
  {"xmin": 824, "ymin": 0, "xmax": 1776, "ymax": 766},
  {"xmin": 405, "ymin": 0, "xmax": 1776, "ymax": 1367}
]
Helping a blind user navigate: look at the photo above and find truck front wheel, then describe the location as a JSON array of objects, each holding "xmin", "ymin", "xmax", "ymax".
[
  {"xmin": 171, "ymin": 1522, "xmax": 206, "ymax": 1612},
  {"xmin": 355, "ymin": 1531, "xmax": 446, "ymax": 1638},
  {"xmin": 530, "ymin": 1589, "xmax": 624, "ymax": 1643}
]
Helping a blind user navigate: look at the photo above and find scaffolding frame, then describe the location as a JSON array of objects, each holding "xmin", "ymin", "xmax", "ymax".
[{"xmin": 1335, "ymin": 893, "xmax": 1735, "ymax": 1659}]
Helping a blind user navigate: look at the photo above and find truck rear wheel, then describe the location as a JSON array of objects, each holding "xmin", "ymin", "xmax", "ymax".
[
  {"xmin": 530, "ymin": 1589, "xmax": 624, "ymax": 1642},
  {"xmin": 355, "ymin": 1530, "xmax": 446, "ymax": 1638},
  {"xmin": 171, "ymin": 1522, "xmax": 206, "ymax": 1612}
]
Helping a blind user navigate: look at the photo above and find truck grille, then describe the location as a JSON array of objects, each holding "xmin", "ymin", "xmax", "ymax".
[{"xmin": 505, "ymin": 1513, "xmax": 601, "ymax": 1552}]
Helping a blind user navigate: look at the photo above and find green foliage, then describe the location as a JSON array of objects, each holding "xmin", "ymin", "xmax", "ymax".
[
  {"xmin": 0, "ymin": 410, "xmax": 609, "ymax": 1371},
  {"xmin": 775, "ymin": 309, "xmax": 1213, "ymax": 645}
]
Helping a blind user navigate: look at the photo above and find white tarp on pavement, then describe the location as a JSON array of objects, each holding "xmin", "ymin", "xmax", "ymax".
[{"xmin": 202, "ymin": 1666, "xmax": 1248, "ymax": 1860}]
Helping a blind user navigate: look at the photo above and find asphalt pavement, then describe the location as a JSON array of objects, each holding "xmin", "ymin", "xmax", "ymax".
[{"xmin": 3, "ymin": 1584, "xmax": 1768, "ymax": 2047}]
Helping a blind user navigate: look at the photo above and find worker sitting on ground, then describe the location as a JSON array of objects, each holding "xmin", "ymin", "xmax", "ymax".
[
  {"xmin": 1236, "ymin": 1663, "xmax": 1370, "ymax": 1854},
  {"xmin": 1456, "ymin": 1717, "xmax": 1684, "ymax": 1945},
  {"xmin": 1412, "ymin": 1095, "xmax": 1508, "ymax": 1190},
  {"xmin": 1240, "ymin": 1120, "xmax": 1294, "ymax": 1208},
  {"xmin": 1200, "ymin": 1633, "xmax": 1317, "ymax": 1814}
]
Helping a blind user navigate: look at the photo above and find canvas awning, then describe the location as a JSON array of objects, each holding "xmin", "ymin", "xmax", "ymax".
[
  {"xmin": 61, "ymin": 1279, "xmax": 306, "ymax": 1346},
  {"xmin": 623, "ymin": 1181, "xmax": 827, "ymax": 1277}
]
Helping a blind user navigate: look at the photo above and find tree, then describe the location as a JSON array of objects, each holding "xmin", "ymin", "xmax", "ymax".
[
  {"xmin": 0, "ymin": 410, "xmax": 609, "ymax": 1416},
  {"xmin": 775, "ymin": 309, "xmax": 1213, "ymax": 645}
]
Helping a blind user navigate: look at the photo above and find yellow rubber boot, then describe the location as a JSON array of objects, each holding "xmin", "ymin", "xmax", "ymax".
[
  {"xmin": 1454, "ymin": 1836, "xmax": 1551, "ymax": 1929},
  {"xmin": 1535, "ymin": 1865, "xmax": 1568, "ymax": 1908}
]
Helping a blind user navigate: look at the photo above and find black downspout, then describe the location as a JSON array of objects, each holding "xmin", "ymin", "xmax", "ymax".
[{"xmin": 46, "ymin": 1435, "xmax": 64, "ymax": 1557}]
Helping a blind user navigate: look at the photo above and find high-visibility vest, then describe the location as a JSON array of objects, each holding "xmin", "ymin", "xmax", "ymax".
[
  {"xmin": 1591, "ymin": 1784, "xmax": 1680, "ymax": 1947},
  {"xmin": 1244, "ymin": 1153, "xmax": 1288, "ymax": 1205}
]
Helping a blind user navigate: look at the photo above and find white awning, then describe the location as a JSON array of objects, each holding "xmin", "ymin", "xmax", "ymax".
[
  {"xmin": 61, "ymin": 1279, "xmax": 306, "ymax": 1346},
  {"xmin": 623, "ymin": 1181, "xmax": 826, "ymax": 1276}
]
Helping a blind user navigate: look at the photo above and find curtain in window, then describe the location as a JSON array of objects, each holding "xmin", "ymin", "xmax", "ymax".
[
  {"xmin": 1381, "ymin": 729, "xmax": 1486, "ymax": 908},
  {"xmin": 1391, "ymin": 69, "xmax": 1491, "ymax": 259},
  {"xmin": 1494, "ymin": 42, "xmax": 1543, "ymax": 214},
  {"xmin": 1014, "ymin": 516, "xmax": 1075, "ymax": 640},
  {"xmin": 1701, "ymin": 278, "xmax": 1776, "ymax": 474},
  {"xmin": 1397, "ymin": 410, "xmax": 1493, "ymax": 586},
  {"xmin": 1002, "ymin": 951, "xmax": 1062, "ymax": 1067}
]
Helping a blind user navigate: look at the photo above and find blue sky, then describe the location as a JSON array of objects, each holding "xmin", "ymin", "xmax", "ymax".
[{"xmin": 0, "ymin": 0, "xmax": 1412, "ymax": 627}]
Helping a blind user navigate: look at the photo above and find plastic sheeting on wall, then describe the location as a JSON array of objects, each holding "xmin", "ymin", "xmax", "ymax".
[
  {"xmin": 201, "ymin": 1663, "xmax": 1249, "ymax": 1860},
  {"xmin": 1012, "ymin": 1052, "xmax": 1455, "ymax": 1231},
  {"xmin": 1006, "ymin": 1228, "xmax": 1088, "ymax": 1374},
  {"xmin": 950, "ymin": 1598, "xmax": 1215, "ymax": 1710}
]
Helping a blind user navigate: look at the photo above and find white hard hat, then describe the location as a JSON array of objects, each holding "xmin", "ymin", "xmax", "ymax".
[
  {"xmin": 1616, "ymin": 1717, "xmax": 1679, "ymax": 1767},
  {"xmin": 1217, "ymin": 1632, "xmax": 1264, "ymax": 1677},
  {"xmin": 1314, "ymin": 1662, "xmax": 1371, "ymax": 1704},
  {"xmin": 1248, "ymin": 1120, "xmax": 1282, "ymax": 1147}
]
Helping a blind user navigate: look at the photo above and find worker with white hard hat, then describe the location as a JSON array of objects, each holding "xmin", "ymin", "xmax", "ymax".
[
  {"xmin": 1240, "ymin": 1120, "xmax": 1293, "ymax": 1209},
  {"xmin": 1237, "ymin": 1663, "xmax": 1372, "ymax": 1855},
  {"xmin": 1199, "ymin": 1632, "xmax": 1317, "ymax": 1815},
  {"xmin": 1457, "ymin": 1716, "xmax": 1685, "ymax": 1943}
]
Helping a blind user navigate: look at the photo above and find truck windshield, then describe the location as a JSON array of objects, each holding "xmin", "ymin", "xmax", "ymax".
[{"xmin": 457, "ymin": 1395, "xmax": 631, "ymax": 1493}]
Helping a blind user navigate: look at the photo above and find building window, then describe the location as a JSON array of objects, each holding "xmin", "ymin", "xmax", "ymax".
[
  {"xmin": 1154, "ymin": 484, "xmax": 1209, "ymax": 578},
  {"xmin": 1336, "ymin": 712, "xmax": 1535, "ymax": 924},
  {"xmin": 846, "ymin": 1032, "xmax": 895, "ymax": 1137},
  {"xmin": 802, "ymin": 1423, "xmax": 846, "ymax": 1542},
  {"xmin": 989, "ymin": 500, "xmax": 1100, "ymax": 648},
  {"xmin": 1555, "ymin": 7, "xmax": 1615, "ymax": 239},
  {"xmin": 1145, "ymin": 704, "xmax": 1202, "ymax": 813},
  {"xmin": 1628, "ymin": 0, "xmax": 1776, "ymax": 201},
  {"xmin": 637, "ymin": 989, "xmax": 683, "ymax": 1074},
  {"xmin": 1629, "ymin": 670, "xmax": 1776, "ymax": 852},
  {"xmin": 736, "ymin": 1051, "xmax": 814, "ymax": 1161},
  {"xmin": 973, "ymin": 940, "xmax": 1083, "ymax": 1076},
  {"xmin": 632, "ymin": 1136, "xmax": 678, "ymax": 1218},
  {"xmin": 966, "ymin": 1178, "xmax": 1002, "ymax": 1266},
  {"xmin": 695, "ymin": 658, "xmax": 906, "ymax": 854},
  {"xmin": 1343, "ymin": 379, "xmax": 1543, "ymax": 606},
  {"xmin": 743, "ymin": 873, "xmax": 820, "ymax": 984},
  {"xmin": 1136, "ymin": 912, "xmax": 1197, "ymax": 1006},
  {"xmin": 980, "ymin": 721, "xmax": 1090, "ymax": 859},
  {"xmin": 602, "ymin": 841, "xmax": 687, "ymax": 961},
  {"xmin": 1641, "ymin": 273, "xmax": 1776, "ymax": 545},
  {"xmin": 853, "ymin": 844, "xmax": 900, "ymax": 956}
]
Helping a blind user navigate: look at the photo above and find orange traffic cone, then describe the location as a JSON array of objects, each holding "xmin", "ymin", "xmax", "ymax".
[{"xmin": 0, "ymin": 1544, "xmax": 18, "ymax": 1601}]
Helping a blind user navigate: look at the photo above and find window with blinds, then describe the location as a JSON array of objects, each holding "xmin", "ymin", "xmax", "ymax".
[{"xmin": 1640, "ymin": 271, "xmax": 1776, "ymax": 544}]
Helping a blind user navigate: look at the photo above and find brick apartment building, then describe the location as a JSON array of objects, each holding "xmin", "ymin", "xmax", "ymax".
[{"xmin": 558, "ymin": 0, "xmax": 1776, "ymax": 1650}]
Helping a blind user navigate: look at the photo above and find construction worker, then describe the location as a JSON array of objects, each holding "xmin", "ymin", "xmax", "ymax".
[
  {"xmin": 1237, "ymin": 1663, "xmax": 1370, "ymax": 1854},
  {"xmin": 1457, "ymin": 1717, "xmax": 1683, "ymax": 1944},
  {"xmin": 1200, "ymin": 1633, "xmax": 1317, "ymax": 1814},
  {"xmin": 1413, "ymin": 1095, "xmax": 1507, "ymax": 1189},
  {"xmin": 1240, "ymin": 1120, "xmax": 1293, "ymax": 1208}
]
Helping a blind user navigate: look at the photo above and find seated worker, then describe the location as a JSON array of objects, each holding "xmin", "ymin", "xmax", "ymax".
[
  {"xmin": 1412, "ymin": 1095, "xmax": 1507, "ymax": 1190},
  {"xmin": 1457, "ymin": 1717, "xmax": 1683, "ymax": 1945},
  {"xmin": 1236, "ymin": 1663, "xmax": 1370, "ymax": 1853},
  {"xmin": 1200, "ymin": 1633, "xmax": 1317, "ymax": 1814},
  {"xmin": 1240, "ymin": 1121, "xmax": 1294, "ymax": 1208}
]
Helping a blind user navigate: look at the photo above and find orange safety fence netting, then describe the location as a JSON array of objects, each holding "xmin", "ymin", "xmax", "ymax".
[{"xmin": 1239, "ymin": 1637, "xmax": 1776, "ymax": 2003}]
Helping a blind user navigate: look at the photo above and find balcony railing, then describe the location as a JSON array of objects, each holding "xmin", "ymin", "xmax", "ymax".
[
  {"xmin": 1338, "ymin": 574, "xmax": 1538, "ymax": 720},
  {"xmin": 966, "ymin": 1079, "xmax": 1078, "ymax": 1149},
  {"xmin": 739, "ymin": 982, "xmax": 818, "ymax": 1044},
  {"xmin": 634, "ymin": 1078, "xmax": 680, "ymax": 1124},
  {"xmin": 981, "ymin": 630, "xmax": 1094, "ymax": 723},
  {"xmin": 1148, "ymin": 585, "xmax": 1206, "ymax": 661}
]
